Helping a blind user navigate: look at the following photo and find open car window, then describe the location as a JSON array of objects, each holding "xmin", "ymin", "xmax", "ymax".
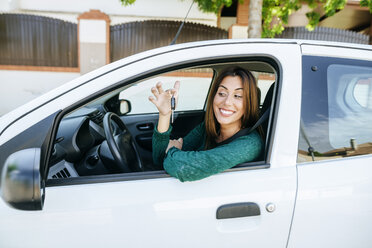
[
  {"xmin": 47, "ymin": 60, "xmax": 277, "ymax": 183},
  {"xmin": 119, "ymin": 68, "xmax": 214, "ymax": 115}
]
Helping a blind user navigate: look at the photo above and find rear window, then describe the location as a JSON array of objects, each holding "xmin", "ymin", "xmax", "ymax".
[{"xmin": 298, "ymin": 56, "xmax": 372, "ymax": 163}]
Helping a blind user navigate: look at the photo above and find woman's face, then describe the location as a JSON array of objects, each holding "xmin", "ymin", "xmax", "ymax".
[{"xmin": 213, "ymin": 75, "xmax": 245, "ymax": 129}]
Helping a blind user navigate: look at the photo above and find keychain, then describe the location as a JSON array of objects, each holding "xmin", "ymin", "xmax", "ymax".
[{"xmin": 171, "ymin": 94, "xmax": 176, "ymax": 123}]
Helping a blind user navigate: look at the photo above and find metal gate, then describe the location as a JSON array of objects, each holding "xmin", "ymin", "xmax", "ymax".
[
  {"xmin": 110, "ymin": 20, "xmax": 228, "ymax": 62},
  {"xmin": 0, "ymin": 14, "xmax": 78, "ymax": 67},
  {"xmin": 276, "ymin": 26, "xmax": 369, "ymax": 44}
]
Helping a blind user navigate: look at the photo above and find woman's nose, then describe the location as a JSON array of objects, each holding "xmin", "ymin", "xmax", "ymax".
[{"xmin": 224, "ymin": 94, "xmax": 233, "ymax": 105}]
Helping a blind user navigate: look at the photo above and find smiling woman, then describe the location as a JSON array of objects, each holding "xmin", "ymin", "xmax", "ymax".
[
  {"xmin": 150, "ymin": 67, "xmax": 264, "ymax": 182},
  {"xmin": 206, "ymin": 67, "xmax": 262, "ymax": 148}
]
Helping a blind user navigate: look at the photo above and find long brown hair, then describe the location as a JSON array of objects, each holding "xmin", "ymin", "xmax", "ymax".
[{"xmin": 204, "ymin": 66, "xmax": 262, "ymax": 149}]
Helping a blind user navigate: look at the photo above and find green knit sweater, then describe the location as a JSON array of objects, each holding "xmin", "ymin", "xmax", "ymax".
[{"xmin": 152, "ymin": 122, "xmax": 263, "ymax": 182}]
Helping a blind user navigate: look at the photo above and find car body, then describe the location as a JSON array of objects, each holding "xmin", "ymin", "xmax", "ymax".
[{"xmin": 0, "ymin": 39, "xmax": 372, "ymax": 248}]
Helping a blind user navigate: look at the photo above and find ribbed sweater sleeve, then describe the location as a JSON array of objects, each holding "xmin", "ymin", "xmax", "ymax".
[
  {"xmin": 163, "ymin": 131, "xmax": 262, "ymax": 182},
  {"xmin": 152, "ymin": 123, "xmax": 205, "ymax": 168},
  {"xmin": 180, "ymin": 122, "xmax": 205, "ymax": 151},
  {"xmin": 152, "ymin": 125, "xmax": 172, "ymax": 169}
]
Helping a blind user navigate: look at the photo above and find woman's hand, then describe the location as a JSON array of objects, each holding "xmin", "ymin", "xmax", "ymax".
[
  {"xmin": 148, "ymin": 81, "xmax": 180, "ymax": 117},
  {"xmin": 166, "ymin": 138, "xmax": 183, "ymax": 153}
]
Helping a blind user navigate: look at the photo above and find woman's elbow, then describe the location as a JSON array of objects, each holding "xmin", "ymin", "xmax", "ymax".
[{"xmin": 164, "ymin": 162, "xmax": 204, "ymax": 182}]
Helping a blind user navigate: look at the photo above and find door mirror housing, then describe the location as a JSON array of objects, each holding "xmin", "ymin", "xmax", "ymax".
[
  {"xmin": 1, "ymin": 148, "xmax": 44, "ymax": 210},
  {"xmin": 120, "ymin": 99, "xmax": 132, "ymax": 115}
]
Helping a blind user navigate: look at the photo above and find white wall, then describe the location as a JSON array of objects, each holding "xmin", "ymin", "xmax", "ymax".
[
  {"xmin": 19, "ymin": 0, "xmax": 215, "ymax": 19},
  {"xmin": 0, "ymin": 70, "xmax": 80, "ymax": 116},
  {"xmin": 0, "ymin": 0, "xmax": 19, "ymax": 11},
  {"xmin": 0, "ymin": 0, "xmax": 217, "ymax": 26}
]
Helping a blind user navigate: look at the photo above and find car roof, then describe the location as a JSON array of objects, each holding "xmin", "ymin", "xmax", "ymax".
[{"xmin": 154, "ymin": 38, "xmax": 372, "ymax": 52}]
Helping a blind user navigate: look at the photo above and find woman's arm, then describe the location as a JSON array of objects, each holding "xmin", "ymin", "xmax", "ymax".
[
  {"xmin": 163, "ymin": 131, "xmax": 263, "ymax": 182},
  {"xmin": 152, "ymin": 125, "xmax": 172, "ymax": 169},
  {"xmin": 149, "ymin": 81, "xmax": 180, "ymax": 169},
  {"xmin": 152, "ymin": 121, "xmax": 204, "ymax": 169}
]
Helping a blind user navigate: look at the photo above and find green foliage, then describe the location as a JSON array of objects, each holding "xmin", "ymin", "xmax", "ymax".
[
  {"xmin": 305, "ymin": 11, "xmax": 321, "ymax": 31},
  {"xmin": 192, "ymin": 0, "xmax": 234, "ymax": 14},
  {"xmin": 120, "ymin": 0, "xmax": 236, "ymax": 13},
  {"xmin": 323, "ymin": 0, "xmax": 347, "ymax": 16},
  {"xmin": 262, "ymin": 0, "xmax": 368, "ymax": 37},
  {"xmin": 360, "ymin": 0, "xmax": 372, "ymax": 12},
  {"xmin": 262, "ymin": 0, "xmax": 302, "ymax": 38},
  {"xmin": 119, "ymin": 0, "xmax": 372, "ymax": 38},
  {"xmin": 120, "ymin": 0, "xmax": 136, "ymax": 6},
  {"xmin": 301, "ymin": 0, "xmax": 347, "ymax": 32}
]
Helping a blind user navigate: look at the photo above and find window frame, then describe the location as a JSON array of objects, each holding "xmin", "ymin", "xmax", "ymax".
[{"xmin": 46, "ymin": 56, "xmax": 281, "ymax": 187}]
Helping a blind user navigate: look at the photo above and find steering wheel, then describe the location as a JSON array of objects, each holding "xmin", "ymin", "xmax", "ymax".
[{"xmin": 102, "ymin": 112, "xmax": 143, "ymax": 172}]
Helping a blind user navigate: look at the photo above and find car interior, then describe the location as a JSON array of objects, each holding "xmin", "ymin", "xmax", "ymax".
[{"xmin": 47, "ymin": 60, "xmax": 278, "ymax": 182}]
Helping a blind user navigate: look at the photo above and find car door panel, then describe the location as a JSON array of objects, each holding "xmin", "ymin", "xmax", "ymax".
[
  {"xmin": 0, "ymin": 166, "xmax": 296, "ymax": 248},
  {"xmin": 288, "ymin": 157, "xmax": 372, "ymax": 248}
]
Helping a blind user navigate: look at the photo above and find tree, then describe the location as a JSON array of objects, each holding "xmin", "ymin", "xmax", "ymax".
[
  {"xmin": 248, "ymin": 0, "xmax": 263, "ymax": 38},
  {"xmin": 120, "ymin": 0, "xmax": 372, "ymax": 38}
]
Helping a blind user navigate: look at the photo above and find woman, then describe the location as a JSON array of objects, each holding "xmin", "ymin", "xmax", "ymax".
[{"xmin": 149, "ymin": 67, "xmax": 263, "ymax": 182}]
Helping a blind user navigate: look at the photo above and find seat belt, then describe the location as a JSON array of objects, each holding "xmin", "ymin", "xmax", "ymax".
[{"xmin": 216, "ymin": 108, "xmax": 270, "ymax": 147}]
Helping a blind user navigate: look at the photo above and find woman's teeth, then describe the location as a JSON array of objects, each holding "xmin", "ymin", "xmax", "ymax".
[{"xmin": 220, "ymin": 109, "xmax": 234, "ymax": 115}]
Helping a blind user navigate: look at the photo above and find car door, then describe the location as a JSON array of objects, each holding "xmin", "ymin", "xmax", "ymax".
[
  {"xmin": 0, "ymin": 41, "xmax": 301, "ymax": 248},
  {"xmin": 288, "ymin": 45, "xmax": 372, "ymax": 248}
]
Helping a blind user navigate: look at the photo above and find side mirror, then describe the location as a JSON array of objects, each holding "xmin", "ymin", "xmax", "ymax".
[
  {"xmin": 1, "ymin": 148, "xmax": 44, "ymax": 210},
  {"xmin": 120, "ymin": 99, "xmax": 132, "ymax": 115}
]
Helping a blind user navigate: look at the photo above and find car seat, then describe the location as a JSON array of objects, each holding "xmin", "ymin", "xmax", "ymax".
[{"xmin": 260, "ymin": 82, "xmax": 275, "ymax": 138}]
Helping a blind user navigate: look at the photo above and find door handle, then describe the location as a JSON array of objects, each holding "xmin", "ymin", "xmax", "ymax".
[
  {"xmin": 137, "ymin": 123, "xmax": 154, "ymax": 131},
  {"xmin": 216, "ymin": 202, "xmax": 260, "ymax": 219}
]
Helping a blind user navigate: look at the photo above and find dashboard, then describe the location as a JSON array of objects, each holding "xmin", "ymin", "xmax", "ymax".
[{"xmin": 48, "ymin": 105, "xmax": 119, "ymax": 179}]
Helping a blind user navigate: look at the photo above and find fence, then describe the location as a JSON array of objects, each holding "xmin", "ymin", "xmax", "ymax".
[
  {"xmin": 110, "ymin": 20, "xmax": 228, "ymax": 62},
  {"xmin": 2, "ymin": 14, "xmax": 370, "ymax": 69},
  {"xmin": 0, "ymin": 14, "xmax": 78, "ymax": 68},
  {"xmin": 276, "ymin": 26, "xmax": 370, "ymax": 45}
]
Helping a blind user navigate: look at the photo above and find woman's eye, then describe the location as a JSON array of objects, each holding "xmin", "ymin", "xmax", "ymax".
[
  {"xmin": 218, "ymin": 92, "xmax": 226, "ymax": 97},
  {"xmin": 234, "ymin": 94, "xmax": 243, "ymax": 99}
]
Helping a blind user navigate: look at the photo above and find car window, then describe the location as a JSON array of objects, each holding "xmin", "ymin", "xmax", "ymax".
[
  {"xmin": 47, "ymin": 60, "xmax": 277, "ymax": 183},
  {"xmin": 119, "ymin": 68, "xmax": 214, "ymax": 115},
  {"xmin": 298, "ymin": 56, "xmax": 372, "ymax": 163},
  {"xmin": 118, "ymin": 69, "xmax": 274, "ymax": 115}
]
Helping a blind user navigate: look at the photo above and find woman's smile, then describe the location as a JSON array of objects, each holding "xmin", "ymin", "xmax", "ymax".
[{"xmin": 219, "ymin": 108, "xmax": 235, "ymax": 117}]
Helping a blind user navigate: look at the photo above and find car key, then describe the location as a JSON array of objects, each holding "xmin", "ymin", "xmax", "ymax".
[{"xmin": 171, "ymin": 94, "xmax": 176, "ymax": 123}]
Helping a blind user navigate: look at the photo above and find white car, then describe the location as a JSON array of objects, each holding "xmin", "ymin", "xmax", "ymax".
[{"xmin": 1, "ymin": 39, "xmax": 372, "ymax": 248}]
